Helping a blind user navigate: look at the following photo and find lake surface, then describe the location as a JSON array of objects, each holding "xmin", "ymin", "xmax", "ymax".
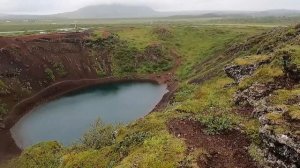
[{"xmin": 10, "ymin": 82, "xmax": 168, "ymax": 149}]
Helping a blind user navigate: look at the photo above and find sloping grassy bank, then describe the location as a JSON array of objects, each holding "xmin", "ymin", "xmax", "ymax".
[{"xmin": 1, "ymin": 24, "xmax": 270, "ymax": 168}]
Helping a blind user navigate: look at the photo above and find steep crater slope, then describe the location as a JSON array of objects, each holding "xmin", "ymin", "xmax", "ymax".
[
  {"xmin": 0, "ymin": 31, "xmax": 173, "ymax": 160},
  {"xmin": 1, "ymin": 25, "xmax": 270, "ymax": 168},
  {"xmin": 224, "ymin": 24, "xmax": 300, "ymax": 167},
  {"xmin": 0, "ymin": 31, "xmax": 172, "ymax": 126}
]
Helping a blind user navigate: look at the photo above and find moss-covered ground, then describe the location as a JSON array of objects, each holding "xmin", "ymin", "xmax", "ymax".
[{"xmin": 3, "ymin": 24, "xmax": 285, "ymax": 168}]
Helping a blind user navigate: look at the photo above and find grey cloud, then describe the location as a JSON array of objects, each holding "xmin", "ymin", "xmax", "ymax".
[{"xmin": 1, "ymin": 0, "xmax": 300, "ymax": 14}]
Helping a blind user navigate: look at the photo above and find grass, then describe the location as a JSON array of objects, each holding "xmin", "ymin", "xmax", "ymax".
[
  {"xmin": 117, "ymin": 26, "xmax": 158, "ymax": 49},
  {"xmin": 248, "ymin": 143, "xmax": 266, "ymax": 166},
  {"xmin": 234, "ymin": 55, "xmax": 270, "ymax": 65},
  {"xmin": 87, "ymin": 33, "xmax": 172, "ymax": 76},
  {"xmin": 269, "ymin": 88, "xmax": 300, "ymax": 105},
  {"xmin": 285, "ymin": 106, "xmax": 300, "ymax": 121},
  {"xmin": 239, "ymin": 63, "xmax": 284, "ymax": 89},
  {"xmin": 77, "ymin": 118, "xmax": 120, "ymax": 150},
  {"xmin": 44, "ymin": 68, "xmax": 55, "ymax": 81},
  {"xmin": 0, "ymin": 80, "xmax": 7, "ymax": 89},
  {"xmin": 5, "ymin": 141, "xmax": 64, "ymax": 168},
  {"xmin": 3, "ymin": 24, "xmax": 275, "ymax": 167},
  {"xmin": 0, "ymin": 103, "xmax": 8, "ymax": 119},
  {"xmin": 53, "ymin": 63, "xmax": 68, "ymax": 77},
  {"xmin": 265, "ymin": 112, "xmax": 285, "ymax": 125},
  {"xmin": 197, "ymin": 114, "xmax": 233, "ymax": 135},
  {"xmin": 115, "ymin": 132, "xmax": 185, "ymax": 168}
]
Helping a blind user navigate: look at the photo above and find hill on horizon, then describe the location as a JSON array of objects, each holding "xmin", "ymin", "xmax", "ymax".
[
  {"xmin": 54, "ymin": 4, "xmax": 161, "ymax": 19},
  {"xmin": 1, "ymin": 5, "xmax": 300, "ymax": 20}
]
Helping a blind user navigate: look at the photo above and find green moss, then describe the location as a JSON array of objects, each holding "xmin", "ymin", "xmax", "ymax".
[
  {"xmin": 170, "ymin": 27, "xmax": 253, "ymax": 79},
  {"xmin": 117, "ymin": 27, "xmax": 158, "ymax": 49},
  {"xmin": 273, "ymin": 125, "xmax": 290, "ymax": 135},
  {"xmin": 53, "ymin": 62, "xmax": 67, "ymax": 77},
  {"xmin": 197, "ymin": 114, "xmax": 233, "ymax": 135},
  {"xmin": 269, "ymin": 89, "xmax": 300, "ymax": 105},
  {"xmin": 175, "ymin": 78, "xmax": 235, "ymax": 114},
  {"xmin": 234, "ymin": 55, "xmax": 270, "ymax": 66},
  {"xmin": 6, "ymin": 141, "xmax": 63, "ymax": 168},
  {"xmin": 2, "ymin": 25, "xmax": 269, "ymax": 167},
  {"xmin": 286, "ymin": 106, "xmax": 300, "ymax": 121},
  {"xmin": 61, "ymin": 148, "xmax": 116, "ymax": 168},
  {"xmin": 285, "ymin": 45, "xmax": 300, "ymax": 66},
  {"xmin": 174, "ymin": 83, "xmax": 197, "ymax": 102},
  {"xmin": 0, "ymin": 103, "xmax": 8, "ymax": 119},
  {"xmin": 179, "ymin": 148, "xmax": 208, "ymax": 168},
  {"xmin": 0, "ymin": 80, "xmax": 7, "ymax": 89},
  {"xmin": 89, "ymin": 33, "xmax": 172, "ymax": 76},
  {"xmin": 115, "ymin": 132, "xmax": 186, "ymax": 168},
  {"xmin": 44, "ymin": 68, "xmax": 55, "ymax": 81},
  {"xmin": 248, "ymin": 143, "xmax": 266, "ymax": 166},
  {"xmin": 239, "ymin": 64, "xmax": 284, "ymax": 89},
  {"xmin": 242, "ymin": 119, "xmax": 261, "ymax": 143},
  {"xmin": 265, "ymin": 112, "xmax": 285, "ymax": 124}
]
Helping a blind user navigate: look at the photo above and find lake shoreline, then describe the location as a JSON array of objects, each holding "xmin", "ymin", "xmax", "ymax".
[{"xmin": 0, "ymin": 74, "xmax": 177, "ymax": 161}]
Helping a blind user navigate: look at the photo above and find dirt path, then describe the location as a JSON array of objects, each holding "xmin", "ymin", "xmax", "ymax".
[{"xmin": 168, "ymin": 119, "xmax": 258, "ymax": 168}]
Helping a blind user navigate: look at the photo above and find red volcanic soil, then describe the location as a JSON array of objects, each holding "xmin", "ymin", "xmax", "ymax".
[
  {"xmin": 168, "ymin": 119, "xmax": 259, "ymax": 168},
  {"xmin": 0, "ymin": 32, "xmax": 96, "ymax": 87},
  {"xmin": 0, "ymin": 32, "xmax": 181, "ymax": 161}
]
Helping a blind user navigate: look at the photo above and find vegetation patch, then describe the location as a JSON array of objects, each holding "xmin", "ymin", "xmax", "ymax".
[
  {"xmin": 239, "ymin": 63, "xmax": 284, "ymax": 89},
  {"xmin": 115, "ymin": 132, "xmax": 186, "ymax": 168},
  {"xmin": 234, "ymin": 55, "xmax": 270, "ymax": 65},
  {"xmin": 53, "ymin": 62, "xmax": 68, "ymax": 77},
  {"xmin": 268, "ymin": 88, "xmax": 300, "ymax": 105},
  {"xmin": 78, "ymin": 118, "xmax": 120, "ymax": 150},
  {"xmin": 174, "ymin": 83, "xmax": 197, "ymax": 102},
  {"xmin": 248, "ymin": 143, "xmax": 266, "ymax": 166},
  {"xmin": 152, "ymin": 27, "xmax": 173, "ymax": 41},
  {"xmin": 265, "ymin": 112, "xmax": 285, "ymax": 125},
  {"xmin": 1, "ymin": 25, "xmax": 272, "ymax": 167},
  {"xmin": 197, "ymin": 114, "xmax": 233, "ymax": 135},
  {"xmin": 0, "ymin": 80, "xmax": 7, "ymax": 89},
  {"xmin": 44, "ymin": 68, "xmax": 55, "ymax": 81},
  {"xmin": 5, "ymin": 141, "xmax": 63, "ymax": 168},
  {"xmin": 0, "ymin": 102, "xmax": 8, "ymax": 120}
]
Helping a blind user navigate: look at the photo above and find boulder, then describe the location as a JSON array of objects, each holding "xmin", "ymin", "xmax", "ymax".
[{"xmin": 260, "ymin": 126, "xmax": 300, "ymax": 168}]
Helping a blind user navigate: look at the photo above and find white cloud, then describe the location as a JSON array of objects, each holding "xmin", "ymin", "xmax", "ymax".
[{"xmin": 0, "ymin": 0, "xmax": 300, "ymax": 14}]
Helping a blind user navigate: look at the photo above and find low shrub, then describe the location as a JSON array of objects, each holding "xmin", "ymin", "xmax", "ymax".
[
  {"xmin": 114, "ymin": 132, "xmax": 150, "ymax": 158},
  {"xmin": 248, "ymin": 143, "xmax": 266, "ymax": 166},
  {"xmin": 79, "ymin": 118, "xmax": 120, "ymax": 150},
  {"xmin": 0, "ymin": 103, "xmax": 8, "ymax": 119},
  {"xmin": 44, "ymin": 68, "xmax": 55, "ymax": 81},
  {"xmin": 53, "ymin": 62, "xmax": 67, "ymax": 77},
  {"xmin": 198, "ymin": 114, "xmax": 233, "ymax": 135}
]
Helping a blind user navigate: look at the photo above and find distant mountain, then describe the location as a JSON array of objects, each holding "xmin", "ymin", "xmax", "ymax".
[
  {"xmin": 0, "ymin": 5, "xmax": 300, "ymax": 20},
  {"xmin": 54, "ymin": 4, "xmax": 161, "ymax": 19},
  {"xmin": 168, "ymin": 9, "xmax": 300, "ymax": 19},
  {"xmin": 251, "ymin": 9, "xmax": 300, "ymax": 17}
]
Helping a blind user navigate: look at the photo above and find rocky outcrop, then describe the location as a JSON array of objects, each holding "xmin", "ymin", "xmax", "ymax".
[
  {"xmin": 224, "ymin": 59, "xmax": 270, "ymax": 82},
  {"xmin": 260, "ymin": 117, "xmax": 300, "ymax": 168},
  {"xmin": 225, "ymin": 59, "xmax": 300, "ymax": 167},
  {"xmin": 282, "ymin": 51, "xmax": 300, "ymax": 82}
]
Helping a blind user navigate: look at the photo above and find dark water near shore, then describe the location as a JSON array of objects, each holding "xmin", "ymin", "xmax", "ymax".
[{"xmin": 10, "ymin": 82, "xmax": 168, "ymax": 149}]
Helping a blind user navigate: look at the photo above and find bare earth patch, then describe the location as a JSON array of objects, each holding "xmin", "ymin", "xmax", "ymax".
[{"xmin": 168, "ymin": 119, "xmax": 259, "ymax": 168}]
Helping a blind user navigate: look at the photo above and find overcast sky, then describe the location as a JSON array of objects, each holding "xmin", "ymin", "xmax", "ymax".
[{"xmin": 1, "ymin": 0, "xmax": 300, "ymax": 15}]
